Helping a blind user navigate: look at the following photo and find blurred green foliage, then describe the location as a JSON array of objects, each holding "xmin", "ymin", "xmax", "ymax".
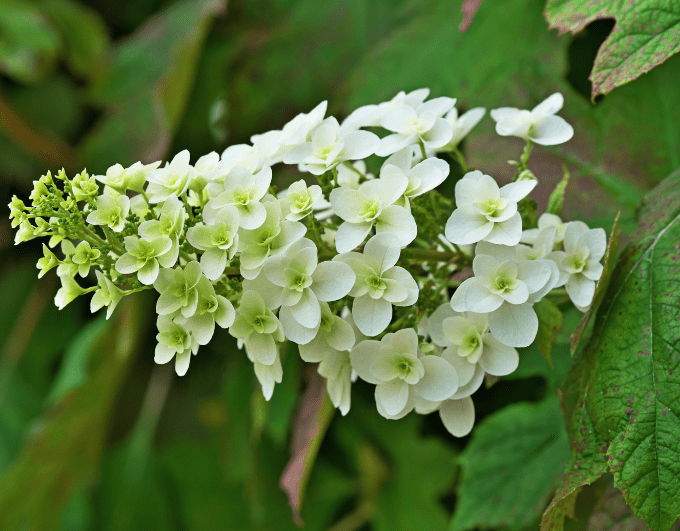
[{"xmin": 0, "ymin": 0, "xmax": 678, "ymax": 530}]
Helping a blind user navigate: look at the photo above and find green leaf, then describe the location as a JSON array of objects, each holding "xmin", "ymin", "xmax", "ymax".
[
  {"xmin": 334, "ymin": 396, "xmax": 457, "ymax": 531},
  {"xmin": 535, "ymin": 298, "xmax": 564, "ymax": 367},
  {"xmin": 570, "ymin": 211, "xmax": 621, "ymax": 354},
  {"xmin": 39, "ymin": 0, "xmax": 110, "ymax": 81},
  {"xmin": 46, "ymin": 315, "xmax": 109, "ymax": 405},
  {"xmin": 545, "ymin": 0, "xmax": 680, "ymax": 97},
  {"xmin": 451, "ymin": 396, "xmax": 570, "ymax": 531},
  {"xmin": 79, "ymin": 0, "xmax": 225, "ymax": 171},
  {"xmin": 0, "ymin": 0, "xmax": 61, "ymax": 84},
  {"xmin": 552, "ymin": 170, "xmax": 680, "ymax": 531},
  {"xmin": 0, "ymin": 298, "xmax": 144, "ymax": 531},
  {"xmin": 547, "ymin": 166, "xmax": 569, "ymax": 216}
]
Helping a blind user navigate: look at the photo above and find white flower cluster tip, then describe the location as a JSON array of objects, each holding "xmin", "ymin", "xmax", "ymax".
[{"xmin": 10, "ymin": 90, "xmax": 604, "ymax": 438}]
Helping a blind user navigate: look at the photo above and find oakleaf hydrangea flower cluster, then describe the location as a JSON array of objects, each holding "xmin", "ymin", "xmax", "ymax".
[{"xmin": 9, "ymin": 90, "xmax": 603, "ymax": 438}]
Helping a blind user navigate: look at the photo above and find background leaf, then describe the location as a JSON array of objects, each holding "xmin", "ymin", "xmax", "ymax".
[{"xmin": 545, "ymin": 0, "xmax": 680, "ymax": 97}]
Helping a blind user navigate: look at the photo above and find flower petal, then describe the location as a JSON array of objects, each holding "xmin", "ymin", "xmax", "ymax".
[
  {"xmin": 375, "ymin": 379, "xmax": 410, "ymax": 416},
  {"xmin": 414, "ymin": 355, "xmax": 459, "ymax": 401},
  {"xmin": 335, "ymin": 221, "xmax": 373, "ymax": 253},
  {"xmin": 479, "ymin": 334, "xmax": 519, "ymax": 376},
  {"xmin": 439, "ymin": 396, "xmax": 475, "ymax": 437},
  {"xmin": 312, "ymin": 261, "xmax": 356, "ymax": 301},
  {"xmin": 350, "ymin": 339, "xmax": 382, "ymax": 384},
  {"xmin": 487, "ymin": 302, "xmax": 538, "ymax": 348},
  {"xmin": 352, "ymin": 295, "xmax": 392, "ymax": 337}
]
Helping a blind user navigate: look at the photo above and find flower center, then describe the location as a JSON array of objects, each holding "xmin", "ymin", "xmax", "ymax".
[
  {"xmin": 360, "ymin": 197, "xmax": 381, "ymax": 221},
  {"xmin": 492, "ymin": 274, "xmax": 516, "ymax": 293},
  {"xmin": 569, "ymin": 254, "xmax": 586, "ymax": 273}
]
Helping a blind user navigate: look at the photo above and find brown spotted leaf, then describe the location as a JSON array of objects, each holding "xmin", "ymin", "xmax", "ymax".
[
  {"xmin": 545, "ymin": 0, "xmax": 680, "ymax": 97},
  {"xmin": 548, "ymin": 170, "xmax": 680, "ymax": 531}
]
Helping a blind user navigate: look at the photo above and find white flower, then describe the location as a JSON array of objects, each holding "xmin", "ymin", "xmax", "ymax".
[
  {"xmin": 336, "ymin": 160, "xmax": 373, "ymax": 189},
  {"xmin": 342, "ymin": 88, "xmax": 431, "ymax": 130},
  {"xmin": 283, "ymin": 117, "xmax": 380, "ymax": 175},
  {"xmin": 318, "ymin": 350, "xmax": 353, "ymax": 415},
  {"xmin": 95, "ymin": 160, "xmax": 161, "ymax": 194},
  {"xmin": 90, "ymin": 271, "xmax": 124, "ymax": 319},
  {"xmin": 205, "ymin": 166, "xmax": 272, "ymax": 230},
  {"xmin": 55, "ymin": 271, "xmax": 87, "ymax": 309},
  {"xmin": 146, "ymin": 150, "xmax": 193, "ymax": 203},
  {"xmin": 244, "ymin": 238, "xmax": 355, "ymax": 337},
  {"xmin": 71, "ymin": 241, "xmax": 100, "ymax": 277},
  {"xmin": 415, "ymin": 395, "xmax": 477, "ymax": 437},
  {"xmin": 188, "ymin": 151, "xmax": 221, "ymax": 193},
  {"xmin": 350, "ymin": 329, "xmax": 459, "ymax": 419},
  {"xmin": 279, "ymin": 179, "xmax": 325, "ymax": 221},
  {"xmin": 379, "ymin": 153, "xmax": 450, "ymax": 209},
  {"xmin": 253, "ymin": 101, "xmax": 328, "ymax": 165},
  {"xmin": 376, "ymin": 97, "xmax": 457, "ymax": 156},
  {"xmin": 154, "ymin": 315, "xmax": 197, "ymax": 376},
  {"xmin": 450, "ymin": 250, "xmax": 554, "ymax": 347},
  {"xmin": 138, "ymin": 195, "xmax": 186, "ymax": 268},
  {"xmin": 237, "ymin": 199, "xmax": 307, "ymax": 279},
  {"xmin": 86, "ymin": 193, "xmax": 130, "ymax": 232},
  {"xmin": 229, "ymin": 290, "xmax": 285, "ymax": 366},
  {"xmin": 297, "ymin": 302, "xmax": 355, "ymax": 362},
  {"xmin": 490, "ymin": 93, "xmax": 574, "ymax": 146},
  {"xmin": 37, "ymin": 244, "xmax": 59, "ymax": 278},
  {"xmin": 180, "ymin": 275, "xmax": 235, "ymax": 345},
  {"xmin": 428, "ymin": 303, "xmax": 519, "ymax": 378},
  {"xmin": 71, "ymin": 172, "xmax": 99, "ymax": 202},
  {"xmin": 335, "ymin": 233, "xmax": 418, "ymax": 336},
  {"xmin": 186, "ymin": 206, "xmax": 240, "ymax": 280},
  {"xmin": 445, "ymin": 170, "xmax": 535, "ymax": 246},
  {"xmin": 115, "ymin": 235, "xmax": 173, "ymax": 285},
  {"xmin": 220, "ymin": 143, "xmax": 265, "ymax": 176},
  {"xmin": 254, "ymin": 351, "xmax": 283, "ymax": 401},
  {"xmin": 548, "ymin": 222, "xmax": 606, "ymax": 310},
  {"xmin": 439, "ymin": 106, "xmax": 486, "ymax": 150},
  {"xmin": 521, "ymin": 213, "xmax": 568, "ymax": 246},
  {"xmin": 154, "ymin": 261, "xmax": 204, "ymax": 318},
  {"xmin": 329, "ymin": 173, "xmax": 417, "ymax": 253}
]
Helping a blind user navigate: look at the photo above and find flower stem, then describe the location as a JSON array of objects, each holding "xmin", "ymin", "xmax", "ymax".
[{"xmin": 452, "ymin": 147, "xmax": 469, "ymax": 173}]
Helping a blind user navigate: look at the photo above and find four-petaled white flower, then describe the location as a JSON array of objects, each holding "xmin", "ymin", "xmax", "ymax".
[
  {"xmin": 279, "ymin": 179, "xmax": 325, "ymax": 221},
  {"xmin": 205, "ymin": 166, "xmax": 272, "ymax": 229},
  {"xmin": 283, "ymin": 117, "xmax": 380, "ymax": 175},
  {"xmin": 146, "ymin": 150, "xmax": 193, "ymax": 203},
  {"xmin": 490, "ymin": 93, "xmax": 574, "ymax": 146},
  {"xmin": 253, "ymin": 100, "xmax": 328, "ymax": 165},
  {"xmin": 351, "ymin": 328, "xmax": 459, "ymax": 419},
  {"xmin": 450, "ymin": 250, "xmax": 553, "ymax": 347},
  {"xmin": 379, "ymin": 149, "xmax": 450, "ymax": 209},
  {"xmin": 237, "ymin": 199, "xmax": 307, "ymax": 279},
  {"xmin": 154, "ymin": 261, "xmax": 204, "ymax": 317},
  {"xmin": 71, "ymin": 241, "xmax": 100, "ymax": 277},
  {"xmin": 91, "ymin": 271, "xmax": 125, "ymax": 319},
  {"xmin": 330, "ymin": 172, "xmax": 417, "ymax": 253},
  {"xmin": 244, "ymin": 238, "xmax": 355, "ymax": 340},
  {"xmin": 428, "ymin": 304, "xmax": 519, "ymax": 380},
  {"xmin": 115, "ymin": 235, "xmax": 173, "ymax": 285},
  {"xmin": 335, "ymin": 233, "xmax": 418, "ymax": 337},
  {"xmin": 548, "ymin": 222, "xmax": 606, "ymax": 311},
  {"xmin": 318, "ymin": 350, "xmax": 354, "ymax": 415},
  {"xmin": 521, "ymin": 212, "xmax": 568, "ymax": 246},
  {"xmin": 187, "ymin": 206, "xmax": 240, "ymax": 280},
  {"xmin": 95, "ymin": 160, "xmax": 161, "ymax": 194},
  {"xmin": 439, "ymin": 106, "xmax": 486, "ymax": 150},
  {"xmin": 376, "ymin": 97, "xmax": 457, "ymax": 156},
  {"xmin": 138, "ymin": 195, "xmax": 186, "ymax": 267},
  {"xmin": 445, "ymin": 170, "xmax": 535, "ymax": 246},
  {"xmin": 154, "ymin": 315, "xmax": 197, "ymax": 376},
  {"xmin": 86, "ymin": 192, "xmax": 130, "ymax": 232},
  {"xmin": 297, "ymin": 302, "xmax": 355, "ymax": 362},
  {"xmin": 229, "ymin": 290, "xmax": 285, "ymax": 367},
  {"xmin": 342, "ymin": 88, "xmax": 432, "ymax": 130}
]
